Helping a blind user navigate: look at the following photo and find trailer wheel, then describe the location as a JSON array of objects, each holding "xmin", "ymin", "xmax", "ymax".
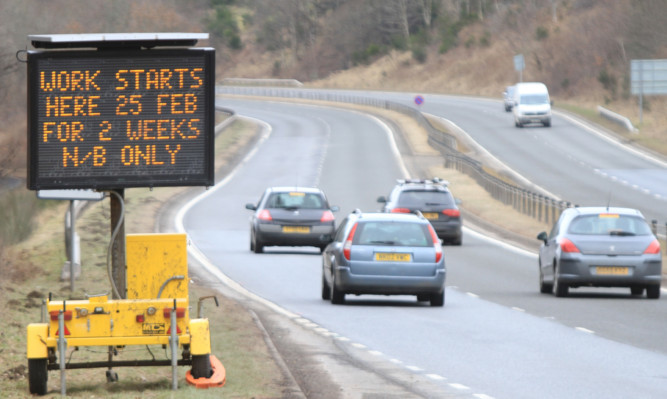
[
  {"xmin": 28, "ymin": 358, "xmax": 48, "ymax": 395},
  {"xmin": 191, "ymin": 354, "xmax": 213, "ymax": 379}
]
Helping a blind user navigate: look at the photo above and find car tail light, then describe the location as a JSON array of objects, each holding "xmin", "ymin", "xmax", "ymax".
[
  {"xmin": 644, "ymin": 239, "xmax": 661, "ymax": 254},
  {"xmin": 163, "ymin": 308, "xmax": 186, "ymax": 318},
  {"xmin": 442, "ymin": 209, "xmax": 460, "ymax": 217},
  {"xmin": 391, "ymin": 208, "xmax": 411, "ymax": 213},
  {"xmin": 343, "ymin": 223, "xmax": 358, "ymax": 261},
  {"xmin": 427, "ymin": 225, "xmax": 443, "ymax": 263},
  {"xmin": 559, "ymin": 238, "xmax": 580, "ymax": 253},
  {"xmin": 321, "ymin": 210, "xmax": 335, "ymax": 222},
  {"xmin": 258, "ymin": 209, "xmax": 272, "ymax": 221}
]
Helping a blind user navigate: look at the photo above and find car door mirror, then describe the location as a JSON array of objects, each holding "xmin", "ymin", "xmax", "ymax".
[
  {"xmin": 377, "ymin": 196, "xmax": 387, "ymax": 203},
  {"xmin": 245, "ymin": 203, "xmax": 257, "ymax": 211},
  {"xmin": 330, "ymin": 206, "xmax": 339, "ymax": 212},
  {"xmin": 454, "ymin": 198, "xmax": 462, "ymax": 205},
  {"xmin": 537, "ymin": 231, "xmax": 548, "ymax": 243}
]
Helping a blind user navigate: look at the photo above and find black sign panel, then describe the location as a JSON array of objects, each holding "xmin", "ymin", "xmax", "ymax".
[{"xmin": 27, "ymin": 48, "xmax": 215, "ymax": 190}]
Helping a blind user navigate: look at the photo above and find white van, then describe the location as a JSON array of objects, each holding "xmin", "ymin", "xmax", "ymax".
[{"xmin": 512, "ymin": 82, "xmax": 551, "ymax": 127}]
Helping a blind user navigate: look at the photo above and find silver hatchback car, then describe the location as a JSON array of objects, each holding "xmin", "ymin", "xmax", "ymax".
[
  {"xmin": 321, "ymin": 210, "xmax": 446, "ymax": 306},
  {"xmin": 537, "ymin": 207, "xmax": 662, "ymax": 298}
]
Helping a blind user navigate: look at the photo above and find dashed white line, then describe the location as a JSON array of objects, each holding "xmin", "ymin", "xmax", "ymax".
[
  {"xmin": 512, "ymin": 307, "xmax": 525, "ymax": 312},
  {"xmin": 467, "ymin": 292, "xmax": 479, "ymax": 298},
  {"xmin": 405, "ymin": 365, "xmax": 423, "ymax": 372},
  {"xmin": 426, "ymin": 374, "xmax": 446, "ymax": 381},
  {"xmin": 449, "ymin": 382, "xmax": 470, "ymax": 390},
  {"xmin": 575, "ymin": 327, "xmax": 595, "ymax": 334},
  {"xmin": 473, "ymin": 394, "xmax": 496, "ymax": 399}
]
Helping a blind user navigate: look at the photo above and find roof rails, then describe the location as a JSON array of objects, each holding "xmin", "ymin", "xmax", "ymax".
[{"xmin": 396, "ymin": 177, "xmax": 449, "ymax": 186}]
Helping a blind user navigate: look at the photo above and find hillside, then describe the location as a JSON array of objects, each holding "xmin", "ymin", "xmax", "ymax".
[{"xmin": 2, "ymin": 0, "xmax": 667, "ymax": 182}]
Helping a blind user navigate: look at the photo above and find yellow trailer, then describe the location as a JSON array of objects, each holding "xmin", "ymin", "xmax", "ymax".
[{"xmin": 26, "ymin": 233, "xmax": 225, "ymax": 395}]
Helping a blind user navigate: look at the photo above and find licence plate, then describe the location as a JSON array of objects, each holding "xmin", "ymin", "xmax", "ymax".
[
  {"xmin": 375, "ymin": 253, "xmax": 411, "ymax": 262},
  {"xmin": 282, "ymin": 226, "xmax": 310, "ymax": 234},
  {"xmin": 422, "ymin": 212, "xmax": 439, "ymax": 220},
  {"xmin": 596, "ymin": 266, "xmax": 629, "ymax": 276}
]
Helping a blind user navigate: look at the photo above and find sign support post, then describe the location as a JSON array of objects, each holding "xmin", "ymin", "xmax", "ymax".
[{"xmin": 110, "ymin": 189, "xmax": 126, "ymax": 299}]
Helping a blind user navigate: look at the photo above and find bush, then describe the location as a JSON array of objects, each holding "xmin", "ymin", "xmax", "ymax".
[
  {"xmin": 0, "ymin": 189, "xmax": 40, "ymax": 246},
  {"xmin": 412, "ymin": 46, "xmax": 427, "ymax": 63},
  {"xmin": 536, "ymin": 26, "xmax": 549, "ymax": 40},
  {"xmin": 598, "ymin": 67, "xmax": 618, "ymax": 98},
  {"xmin": 208, "ymin": 4, "xmax": 242, "ymax": 50}
]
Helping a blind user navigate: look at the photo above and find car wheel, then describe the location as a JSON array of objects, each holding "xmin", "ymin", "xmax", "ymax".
[
  {"xmin": 539, "ymin": 265, "xmax": 552, "ymax": 294},
  {"xmin": 430, "ymin": 291, "xmax": 445, "ymax": 307},
  {"xmin": 552, "ymin": 264, "xmax": 568, "ymax": 297},
  {"xmin": 28, "ymin": 358, "xmax": 48, "ymax": 395},
  {"xmin": 252, "ymin": 230, "xmax": 264, "ymax": 254},
  {"xmin": 543, "ymin": 119, "xmax": 551, "ymax": 127},
  {"xmin": 647, "ymin": 285, "xmax": 661, "ymax": 299},
  {"xmin": 417, "ymin": 294, "xmax": 429, "ymax": 302},
  {"xmin": 631, "ymin": 286, "xmax": 645, "ymax": 296},
  {"xmin": 331, "ymin": 275, "xmax": 345, "ymax": 305},
  {"xmin": 321, "ymin": 273, "xmax": 331, "ymax": 300}
]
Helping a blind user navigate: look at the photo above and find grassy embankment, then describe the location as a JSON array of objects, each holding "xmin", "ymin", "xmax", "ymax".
[{"xmin": 0, "ymin": 117, "xmax": 286, "ymax": 398}]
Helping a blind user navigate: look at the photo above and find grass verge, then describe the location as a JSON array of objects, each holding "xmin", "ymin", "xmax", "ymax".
[{"xmin": 0, "ymin": 117, "xmax": 286, "ymax": 398}]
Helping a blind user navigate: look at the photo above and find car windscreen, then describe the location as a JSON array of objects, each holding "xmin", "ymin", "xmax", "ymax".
[
  {"xmin": 267, "ymin": 192, "xmax": 325, "ymax": 209},
  {"xmin": 567, "ymin": 214, "xmax": 652, "ymax": 236},
  {"xmin": 353, "ymin": 221, "xmax": 432, "ymax": 247},
  {"xmin": 520, "ymin": 94, "xmax": 549, "ymax": 105},
  {"xmin": 397, "ymin": 190, "xmax": 453, "ymax": 207}
]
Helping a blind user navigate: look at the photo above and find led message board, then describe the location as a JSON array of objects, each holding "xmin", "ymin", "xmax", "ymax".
[{"xmin": 27, "ymin": 48, "xmax": 215, "ymax": 190}]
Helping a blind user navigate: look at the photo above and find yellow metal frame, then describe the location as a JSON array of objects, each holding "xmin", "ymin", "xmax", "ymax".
[{"xmin": 27, "ymin": 233, "xmax": 211, "ymax": 359}]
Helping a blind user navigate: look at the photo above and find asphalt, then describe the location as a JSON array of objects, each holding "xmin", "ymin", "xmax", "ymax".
[{"xmin": 154, "ymin": 107, "xmax": 536, "ymax": 398}]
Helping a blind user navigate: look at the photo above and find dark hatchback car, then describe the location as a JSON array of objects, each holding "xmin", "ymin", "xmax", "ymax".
[
  {"xmin": 378, "ymin": 178, "xmax": 462, "ymax": 245},
  {"xmin": 321, "ymin": 210, "xmax": 446, "ymax": 306},
  {"xmin": 537, "ymin": 207, "xmax": 662, "ymax": 298},
  {"xmin": 245, "ymin": 187, "xmax": 338, "ymax": 253}
]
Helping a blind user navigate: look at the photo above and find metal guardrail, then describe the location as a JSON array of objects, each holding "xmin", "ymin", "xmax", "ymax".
[{"xmin": 217, "ymin": 86, "xmax": 666, "ymax": 236}]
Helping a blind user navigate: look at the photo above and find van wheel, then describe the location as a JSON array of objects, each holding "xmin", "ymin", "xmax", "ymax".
[{"xmin": 543, "ymin": 119, "xmax": 551, "ymax": 127}]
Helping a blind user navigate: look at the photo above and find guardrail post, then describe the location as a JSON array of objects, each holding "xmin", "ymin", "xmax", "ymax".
[
  {"xmin": 537, "ymin": 195, "xmax": 543, "ymax": 222},
  {"xmin": 651, "ymin": 220, "xmax": 657, "ymax": 236}
]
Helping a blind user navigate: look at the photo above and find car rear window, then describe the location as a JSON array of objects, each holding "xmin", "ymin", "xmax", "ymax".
[
  {"xmin": 267, "ymin": 192, "xmax": 325, "ymax": 209},
  {"xmin": 353, "ymin": 221, "xmax": 432, "ymax": 247},
  {"xmin": 568, "ymin": 214, "xmax": 652, "ymax": 236},
  {"xmin": 397, "ymin": 190, "xmax": 453, "ymax": 208}
]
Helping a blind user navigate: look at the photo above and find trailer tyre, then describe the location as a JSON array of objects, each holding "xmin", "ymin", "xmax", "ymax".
[
  {"xmin": 28, "ymin": 358, "xmax": 48, "ymax": 395},
  {"xmin": 191, "ymin": 354, "xmax": 213, "ymax": 379}
]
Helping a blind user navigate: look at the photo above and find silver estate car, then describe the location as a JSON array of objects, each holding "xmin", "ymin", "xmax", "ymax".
[
  {"xmin": 245, "ymin": 187, "xmax": 338, "ymax": 253},
  {"xmin": 537, "ymin": 207, "xmax": 662, "ymax": 298},
  {"xmin": 321, "ymin": 210, "xmax": 446, "ymax": 306}
]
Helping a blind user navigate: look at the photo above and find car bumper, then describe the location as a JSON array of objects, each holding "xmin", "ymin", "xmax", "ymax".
[
  {"xmin": 557, "ymin": 256, "xmax": 663, "ymax": 287},
  {"xmin": 517, "ymin": 115, "xmax": 550, "ymax": 124},
  {"xmin": 256, "ymin": 224, "xmax": 334, "ymax": 247},
  {"xmin": 334, "ymin": 266, "xmax": 446, "ymax": 295}
]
